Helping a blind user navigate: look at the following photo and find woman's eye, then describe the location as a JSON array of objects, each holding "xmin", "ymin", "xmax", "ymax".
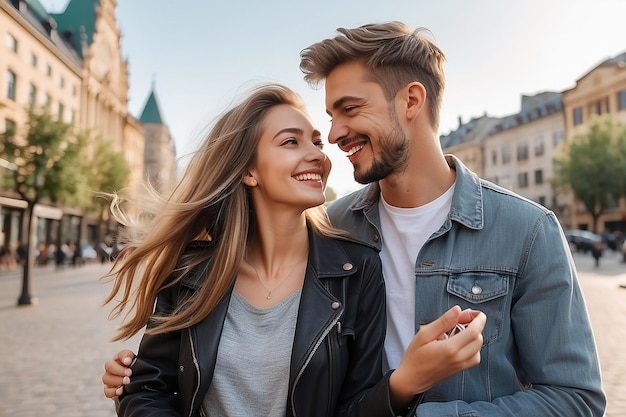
[
  {"xmin": 314, "ymin": 141, "xmax": 324, "ymax": 149},
  {"xmin": 282, "ymin": 138, "xmax": 298, "ymax": 146}
]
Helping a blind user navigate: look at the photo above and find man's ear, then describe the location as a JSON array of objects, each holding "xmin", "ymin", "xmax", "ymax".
[{"xmin": 403, "ymin": 82, "xmax": 427, "ymax": 121}]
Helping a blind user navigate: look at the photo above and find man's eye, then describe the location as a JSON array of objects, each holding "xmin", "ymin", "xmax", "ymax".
[
  {"xmin": 344, "ymin": 105, "xmax": 357, "ymax": 113},
  {"xmin": 314, "ymin": 141, "xmax": 324, "ymax": 149}
]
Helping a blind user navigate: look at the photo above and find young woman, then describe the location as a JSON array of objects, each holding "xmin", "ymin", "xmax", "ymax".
[{"xmin": 104, "ymin": 83, "xmax": 427, "ymax": 417}]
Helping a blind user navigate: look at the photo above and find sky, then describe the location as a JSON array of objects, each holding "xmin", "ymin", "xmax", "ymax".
[{"xmin": 40, "ymin": 0, "xmax": 626, "ymax": 196}]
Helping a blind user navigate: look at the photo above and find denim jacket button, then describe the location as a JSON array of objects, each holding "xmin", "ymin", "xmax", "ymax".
[
  {"xmin": 331, "ymin": 301, "xmax": 341, "ymax": 310},
  {"xmin": 471, "ymin": 285, "xmax": 483, "ymax": 295},
  {"xmin": 372, "ymin": 234, "xmax": 380, "ymax": 242},
  {"xmin": 342, "ymin": 263, "xmax": 353, "ymax": 271}
]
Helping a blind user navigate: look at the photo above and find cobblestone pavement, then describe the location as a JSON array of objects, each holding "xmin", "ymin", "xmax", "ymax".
[{"xmin": 0, "ymin": 251, "xmax": 624, "ymax": 417}]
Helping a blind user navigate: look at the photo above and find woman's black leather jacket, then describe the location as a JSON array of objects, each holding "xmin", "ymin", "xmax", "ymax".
[{"xmin": 118, "ymin": 230, "xmax": 421, "ymax": 417}]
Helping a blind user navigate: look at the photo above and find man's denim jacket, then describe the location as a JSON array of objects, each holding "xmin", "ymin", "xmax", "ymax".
[{"xmin": 326, "ymin": 155, "xmax": 606, "ymax": 417}]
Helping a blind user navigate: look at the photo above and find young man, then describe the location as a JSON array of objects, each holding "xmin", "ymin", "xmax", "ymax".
[{"xmin": 300, "ymin": 21, "xmax": 605, "ymax": 416}]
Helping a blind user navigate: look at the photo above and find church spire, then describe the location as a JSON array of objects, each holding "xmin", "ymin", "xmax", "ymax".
[{"xmin": 139, "ymin": 83, "xmax": 164, "ymax": 124}]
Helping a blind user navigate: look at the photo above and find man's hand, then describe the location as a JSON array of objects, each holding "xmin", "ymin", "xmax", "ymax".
[
  {"xmin": 389, "ymin": 306, "xmax": 486, "ymax": 409},
  {"xmin": 102, "ymin": 349, "xmax": 136, "ymax": 398}
]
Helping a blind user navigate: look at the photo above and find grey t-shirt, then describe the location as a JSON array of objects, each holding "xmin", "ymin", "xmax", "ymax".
[{"xmin": 202, "ymin": 289, "xmax": 302, "ymax": 417}]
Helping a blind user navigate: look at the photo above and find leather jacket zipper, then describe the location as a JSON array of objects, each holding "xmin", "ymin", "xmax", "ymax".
[
  {"xmin": 188, "ymin": 329, "xmax": 202, "ymax": 417},
  {"xmin": 290, "ymin": 310, "xmax": 343, "ymax": 417}
]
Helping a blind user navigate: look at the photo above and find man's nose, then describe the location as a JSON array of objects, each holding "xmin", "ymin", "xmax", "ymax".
[{"xmin": 327, "ymin": 119, "xmax": 349, "ymax": 145}]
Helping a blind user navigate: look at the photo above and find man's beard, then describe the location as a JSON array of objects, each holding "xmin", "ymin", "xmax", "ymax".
[{"xmin": 353, "ymin": 121, "xmax": 408, "ymax": 184}]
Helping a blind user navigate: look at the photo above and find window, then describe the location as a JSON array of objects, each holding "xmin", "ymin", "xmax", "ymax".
[
  {"xmin": 59, "ymin": 76, "xmax": 65, "ymax": 88},
  {"xmin": 491, "ymin": 150, "xmax": 497, "ymax": 165},
  {"xmin": 517, "ymin": 143, "xmax": 529, "ymax": 161},
  {"xmin": 28, "ymin": 83, "xmax": 37, "ymax": 105},
  {"xmin": 573, "ymin": 107, "xmax": 583, "ymax": 126},
  {"xmin": 72, "ymin": 84, "xmax": 77, "ymax": 96},
  {"xmin": 518, "ymin": 172, "xmax": 529, "ymax": 188},
  {"xmin": 618, "ymin": 90, "xmax": 626, "ymax": 111},
  {"xmin": 44, "ymin": 93, "xmax": 51, "ymax": 106},
  {"xmin": 502, "ymin": 145, "xmax": 512, "ymax": 164},
  {"xmin": 534, "ymin": 169, "xmax": 543, "ymax": 185},
  {"xmin": 6, "ymin": 70, "xmax": 16, "ymax": 100},
  {"xmin": 46, "ymin": 64, "xmax": 52, "ymax": 77},
  {"xmin": 5, "ymin": 118, "xmax": 16, "ymax": 134},
  {"xmin": 538, "ymin": 196, "xmax": 546, "ymax": 207},
  {"xmin": 58, "ymin": 103, "xmax": 64, "ymax": 121},
  {"xmin": 31, "ymin": 53, "xmax": 37, "ymax": 67},
  {"xmin": 553, "ymin": 130, "xmax": 564, "ymax": 148},
  {"xmin": 589, "ymin": 100, "xmax": 602, "ymax": 116},
  {"xmin": 534, "ymin": 137, "xmax": 544, "ymax": 156},
  {"xmin": 7, "ymin": 34, "xmax": 17, "ymax": 52}
]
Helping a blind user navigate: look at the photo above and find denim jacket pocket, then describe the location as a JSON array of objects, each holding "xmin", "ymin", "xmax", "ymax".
[{"xmin": 446, "ymin": 272, "xmax": 509, "ymax": 345}]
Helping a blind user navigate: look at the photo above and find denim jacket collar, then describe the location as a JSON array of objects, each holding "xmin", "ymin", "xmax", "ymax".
[{"xmin": 347, "ymin": 155, "xmax": 484, "ymax": 231}]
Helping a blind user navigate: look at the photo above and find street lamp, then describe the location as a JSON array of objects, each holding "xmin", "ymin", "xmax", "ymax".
[{"xmin": 17, "ymin": 167, "xmax": 43, "ymax": 306}]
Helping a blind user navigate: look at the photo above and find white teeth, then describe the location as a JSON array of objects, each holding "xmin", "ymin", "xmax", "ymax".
[
  {"xmin": 346, "ymin": 144, "xmax": 364, "ymax": 156},
  {"xmin": 294, "ymin": 173, "xmax": 322, "ymax": 181}
]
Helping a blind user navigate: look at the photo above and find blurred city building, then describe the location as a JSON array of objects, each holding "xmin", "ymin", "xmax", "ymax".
[
  {"xmin": 0, "ymin": 0, "xmax": 176, "ymax": 256},
  {"xmin": 562, "ymin": 52, "xmax": 626, "ymax": 232},
  {"xmin": 442, "ymin": 52, "xmax": 626, "ymax": 235}
]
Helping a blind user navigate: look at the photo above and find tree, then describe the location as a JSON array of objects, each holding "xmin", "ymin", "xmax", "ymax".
[
  {"xmin": 618, "ymin": 123, "xmax": 626, "ymax": 200},
  {"xmin": 553, "ymin": 115, "xmax": 626, "ymax": 233},
  {"xmin": 0, "ymin": 106, "xmax": 88, "ymax": 305},
  {"xmin": 88, "ymin": 137, "xmax": 130, "ymax": 243}
]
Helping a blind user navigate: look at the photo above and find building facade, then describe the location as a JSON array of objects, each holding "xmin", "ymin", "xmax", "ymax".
[
  {"xmin": 483, "ymin": 92, "xmax": 566, "ymax": 213},
  {"xmin": 562, "ymin": 52, "xmax": 626, "ymax": 232},
  {"xmin": 440, "ymin": 115, "xmax": 500, "ymax": 178},
  {"xmin": 0, "ymin": 0, "xmax": 175, "ymax": 260}
]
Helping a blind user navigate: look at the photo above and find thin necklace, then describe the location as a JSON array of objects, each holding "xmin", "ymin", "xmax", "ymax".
[{"xmin": 244, "ymin": 258, "xmax": 303, "ymax": 300}]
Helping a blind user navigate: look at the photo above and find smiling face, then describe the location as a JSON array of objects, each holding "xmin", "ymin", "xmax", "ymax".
[
  {"xmin": 246, "ymin": 104, "xmax": 330, "ymax": 211},
  {"xmin": 325, "ymin": 61, "xmax": 409, "ymax": 184}
]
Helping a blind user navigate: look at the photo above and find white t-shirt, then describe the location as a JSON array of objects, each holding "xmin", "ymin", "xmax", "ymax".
[{"xmin": 378, "ymin": 184, "xmax": 454, "ymax": 371}]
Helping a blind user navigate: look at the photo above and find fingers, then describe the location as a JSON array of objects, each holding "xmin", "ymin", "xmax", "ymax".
[
  {"xmin": 103, "ymin": 385, "xmax": 120, "ymax": 399},
  {"xmin": 432, "ymin": 310, "xmax": 485, "ymax": 377},
  {"xmin": 103, "ymin": 380, "xmax": 128, "ymax": 399},
  {"xmin": 102, "ymin": 350, "xmax": 136, "ymax": 399},
  {"xmin": 416, "ymin": 305, "xmax": 462, "ymax": 342},
  {"xmin": 457, "ymin": 308, "xmax": 481, "ymax": 325},
  {"xmin": 116, "ymin": 349, "xmax": 136, "ymax": 367},
  {"xmin": 104, "ymin": 357, "xmax": 132, "ymax": 378}
]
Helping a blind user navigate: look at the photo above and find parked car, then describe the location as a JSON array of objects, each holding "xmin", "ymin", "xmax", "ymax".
[{"xmin": 565, "ymin": 229, "xmax": 603, "ymax": 253}]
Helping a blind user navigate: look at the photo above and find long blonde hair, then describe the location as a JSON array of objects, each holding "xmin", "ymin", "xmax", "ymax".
[{"xmin": 104, "ymin": 83, "xmax": 344, "ymax": 341}]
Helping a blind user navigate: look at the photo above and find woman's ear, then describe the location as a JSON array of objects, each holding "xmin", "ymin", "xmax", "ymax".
[{"xmin": 242, "ymin": 174, "xmax": 257, "ymax": 187}]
